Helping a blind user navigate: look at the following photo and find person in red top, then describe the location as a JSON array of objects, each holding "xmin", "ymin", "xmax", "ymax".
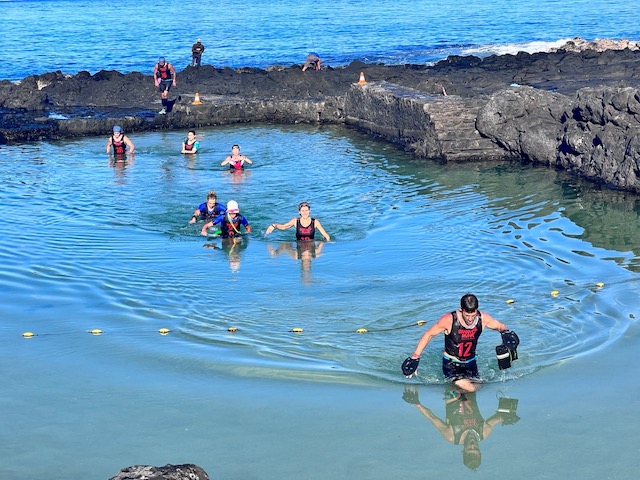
[
  {"xmin": 220, "ymin": 144, "xmax": 253, "ymax": 170},
  {"xmin": 153, "ymin": 57, "xmax": 177, "ymax": 114},
  {"xmin": 265, "ymin": 201, "xmax": 330, "ymax": 241},
  {"xmin": 402, "ymin": 294, "xmax": 510, "ymax": 392},
  {"xmin": 106, "ymin": 125, "xmax": 135, "ymax": 155}
]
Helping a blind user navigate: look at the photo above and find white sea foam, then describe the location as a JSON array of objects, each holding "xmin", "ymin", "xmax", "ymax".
[{"xmin": 461, "ymin": 39, "xmax": 574, "ymax": 57}]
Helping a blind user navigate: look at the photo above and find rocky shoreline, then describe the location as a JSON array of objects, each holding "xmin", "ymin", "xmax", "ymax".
[{"xmin": 2, "ymin": 38, "xmax": 640, "ymax": 192}]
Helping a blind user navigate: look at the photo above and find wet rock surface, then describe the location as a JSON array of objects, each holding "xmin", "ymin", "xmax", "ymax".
[
  {"xmin": 2, "ymin": 41, "xmax": 640, "ymax": 192},
  {"xmin": 109, "ymin": 464, "xmax": 209, "ymax": 480}
]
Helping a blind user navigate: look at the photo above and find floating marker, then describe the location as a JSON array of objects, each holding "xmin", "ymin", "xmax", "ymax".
[
  {"xmin": 356, "ymin": 328, "xmax": 368, "ymax": 334},
  {"xmin": 90, "ymin": 329, "xmax": 103, "ymax": 335},
  {"xmin": 227, "ymin": 326, "xmax": 238, "ymax": 332},
  {"xmin": 506, "ymin": 299, "xmax": 515, "ymax": 304},
  {"xmin": 596, "ymin": 282, "xmax": 605, "ymax": 288},
  {"xmin": 416, "ymin": 320, "xmax": 426, "ymax": 326},
  {"xmin": 550, "ymin": 290, "xmax": 559, "ymax": 297},
  {"xmin": 291, "ymin": 327, "xmax": 303, "ymax": 333},
  {"xmin": 22, "ymin": 332, "xmax": 35, "ymax": 338},
  {"xmin": 158, "ymin": 328, "xmax": 170, "ymax": 335}
]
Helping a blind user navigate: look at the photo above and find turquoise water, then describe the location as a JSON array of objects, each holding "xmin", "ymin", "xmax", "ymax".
[
  {"xmin": 2, "ymin": 124, "xmax": 640, "ymax": 478},
  {"xmin": 0, "ymin": 0, "xmax": 638, "ymax": 80}
]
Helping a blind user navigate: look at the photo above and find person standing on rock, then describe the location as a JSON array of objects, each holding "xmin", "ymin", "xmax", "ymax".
[
  {"xmin": 302, "ymin": 52, "xmax": 321, "ymax": 71},
  {"xmin": 191, "ymin": 38, "xmax": 206, "ymax": 67},
  {"xmin": 221, "ymin": 144, "xmax": 253, "ymax": 170},
  {"xmin": 153, "ymin": 57, "xmax": 177, "ymax": 114},
  {"xmin": 106, "ymin": 125, "xmax": 135, "ymax": 155}
]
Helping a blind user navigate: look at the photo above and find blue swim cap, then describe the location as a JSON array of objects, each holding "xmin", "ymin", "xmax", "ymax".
[
  {"xmin": 159, "ymin": 57, "xmax": 166, "ymax": 63},
  {"xmin": 113, "ymin": 125, "xmax": 122, "ymax": 133}
]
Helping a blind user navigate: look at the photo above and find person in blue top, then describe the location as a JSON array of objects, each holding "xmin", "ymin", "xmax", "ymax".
[
  {"xmin": 181, "ymin": 130, "xmax": 200, "ymax": 154},
  {"xmin": 189, "ymin": 190, "xmax": 226, "ymax": 224},
  {"xmin": 201, "ymin": 200, "xmax": 252, "ymax": 237}
]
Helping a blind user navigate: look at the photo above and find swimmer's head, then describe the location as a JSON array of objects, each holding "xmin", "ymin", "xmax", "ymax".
[
  {"xmin": 227, "ymin": 200, "xmax": 240, "ymax": 214},
  {"xmin": 113, "ymin": 125, "xmax": 122, "ymax": 133},
  {"xmin": 298, "ymin": 201, "xmax": 310, "ymax": 211},
  {"xmin": 207, "ymin": 190, "xmax": 217, "ymax": 200},
  {"xmin": 158, "ymin": 57, "xmax": 166, "ymax": 64},
  {"xmin": 460, "ymin": 293, "xmax": 479, "ymax": 313}
]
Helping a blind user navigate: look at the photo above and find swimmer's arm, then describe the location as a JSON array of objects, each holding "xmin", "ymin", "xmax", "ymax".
[
  {"xmin": 220, "ymin": 156, "xmax": 232, "ymax": 166},
  {"xmin": 106, "ymin": 137, "xmax": 112, "ymax": 153},
  {"xmin": 242, "ymin": 156, "xmax": 253, "ymax": 164},
  {"xmin": 189, "ymin": 209, "xmax": 201, "ymax": 224},
  {"xmin": 201, "ymin": 221, "xmax": 214, "ymax": 235},
  {"xmin": 169, "ymin": 64, "xmax": 177, "ymax": 85},
  {"xmin": 266, "ymin": 218, "xmax": 296, "ymax": 235},
  {"xmin": 314, "ymin": 219, "xmax": 330, "ymax": 241},
  {"xmin": 411, "ymin": 314, "xmax": 450, "ymax": 359},
  {"xmin": 482, "ymin": 312, "xmax": 508, "ymax": 332},
  {"xmin": 124, "ymin": 136, "xmax": 135, "ymax": 153}
]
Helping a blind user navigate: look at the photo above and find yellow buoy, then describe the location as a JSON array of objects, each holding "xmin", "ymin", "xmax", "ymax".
[
  {"xmin": 291, "ymin": 327, "xmax": 303, "ymax": 333},
  {"xmin": 22, "ymin": 331, "xmax": 35, "ymax": 338},
  {"xmin": 596, "ymin": 282, "xmax": 605, "ymax": 288},
  {"xmin": 227, "ymin": 326, "xmax": 238, "ymax": 332},
  {"xmin": 550, "ymin": 290, "xmax": 559, "ymax": 297},
  {"xmin": 90, "ymin": 329, "xmax": 103, "ymax": 335},
  {"xmin": 356, "ymin": 328, "xmax": 368, "ymax": 334},
  {"xmin": 416, "ymin": 320, "xmax": 426, "ymax": 326},
  {"xmin": 158, "ymin": 328, "xmax": 170, "ymax": 335},
  {"xmin": 506, "ymin": 299, "xmax": 515, "ymax": 304}
]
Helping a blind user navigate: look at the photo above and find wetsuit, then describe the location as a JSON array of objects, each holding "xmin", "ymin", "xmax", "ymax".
[
  {"xmin": 111, "ymin": 135, "xmax": 127, "ymax": 155},
  {"xmin": 229, "ymin": 159, "xmax": 244, "ymax": 171},
  {"xmin": 212, "ymin": 213, "xmax": 250, "ymax": 238},
  {"xmin": 156, "ymin": 64, "xmax": 173, "ymax": 91},
  {"xmin": 296, "ymin": 218, "xmax": 316, "ymax": 241},
  {"xmin": 183, "ymin": 139, "xmax": 199, "ymax": 152},
  {"xmin": 442, "ymin": 311, "xmax": 483, "ymax": 380},
  {"xmin": 197, "ymin": 202, "xmax": 226, "ymax": 220}
]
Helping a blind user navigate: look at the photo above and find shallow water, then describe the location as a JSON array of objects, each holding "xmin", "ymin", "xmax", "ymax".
[{"xmin": 1, "ymin": 124, "xmax": 640, "ymax": 478}]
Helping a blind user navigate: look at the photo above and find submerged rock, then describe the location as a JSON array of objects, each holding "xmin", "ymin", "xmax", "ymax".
[{"xmin": 109, "ymin": 464, "xmax": 209, "ymax": 480}]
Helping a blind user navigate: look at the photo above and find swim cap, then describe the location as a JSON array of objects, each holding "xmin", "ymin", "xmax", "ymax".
[
  {"xmin": 159, "ymin": 57, "xmax": 166, "ymax": 63},
  {"xmin": 113, "ymin": 125, "xmax": 122, "ymax": 133},
  {"xmin": 227, "ymin": 200, "xmax": 240, "ymax": 213}
]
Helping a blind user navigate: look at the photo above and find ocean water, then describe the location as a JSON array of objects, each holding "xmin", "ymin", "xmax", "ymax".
[{"xmin": 0, "ymin": 0, "xmax": 638, "ymax": 81}]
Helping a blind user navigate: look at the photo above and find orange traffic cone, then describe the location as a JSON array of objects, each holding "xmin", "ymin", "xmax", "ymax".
[
  {"xmin": 192, "ymin": 92, "xmax": 202, "ymax": 105},
  {"xmin": 357, "ymin": 72, "xmax": 366, "ymax": 85}
]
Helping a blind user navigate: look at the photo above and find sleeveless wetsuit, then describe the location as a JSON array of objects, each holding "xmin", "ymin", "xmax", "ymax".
[
  {"xmin": 296, "ymin": 218, "xmax": 316, "ymax": 241},
  {"xmin": 111, "ymin": 135, "xmax": 126, "ymax": 155}
]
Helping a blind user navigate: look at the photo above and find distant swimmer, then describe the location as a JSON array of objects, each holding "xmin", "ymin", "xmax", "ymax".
[
  {"xmin": 181, "ymin": 130, "xmax": 200, "ymax": 154},
  {"xmin": 154, "ymin": 56, "xmax": 177, "ymax": 115},
  {"xmin": 265, "ymin": 201, "xmax": 330, "ymax": 241},
  {"xmin": 201, "ymin": 200, "xmax": 252, "ymax": 237},
  {"xmin": 302, "ymin": 52, "xmax": 321, "ymax": 71},
  {"xmin": 190, "ymin": 190, "xmax": 226, "ymax": 224},
  {"xmin": 106, "ymin": 125, "xmax": 135, "ymax": 155},
  {"xmin": 220, "ymin": 144, "xmax": 253, "ymax": 170}
]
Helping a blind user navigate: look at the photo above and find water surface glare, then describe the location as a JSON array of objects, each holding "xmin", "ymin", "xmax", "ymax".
[{"xmin": 1, "ymin": 124, "xmax": 640, "ymax": 389}]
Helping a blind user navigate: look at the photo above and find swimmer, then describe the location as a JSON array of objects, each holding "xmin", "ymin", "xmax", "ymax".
[
  {"xmin": 153, "ymin": 57, "xmax": 177, "ymax": 114},
  {"xmin": 189, "ymin": 190, "xmax": 226, "ymax": 224},
  {"xmin": 220, "ymin": 144, "xmax": 253, "ymax": 170},
  {"xmin": 201, "ymin": 200, "xmax": 252, "ymax": 237},
  {"xmin": 181, "ymin": 130, "xmax": 200, "ymax": 154},
  {"xmin": 265, "ymin": 201, "xmax": 330, "ymax": 241},
  {"xmin": 106, "ymin": 125, "xmax": 135, "ymax": 155}
]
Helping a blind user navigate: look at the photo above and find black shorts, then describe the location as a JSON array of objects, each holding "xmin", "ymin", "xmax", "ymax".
[
  {"xmin": 442, "ymin": 356, "xmax": 479, "ymax": 381},
  {"xmin": 158, "ymin": 79, "xmax": 173, "ymax": 93}
]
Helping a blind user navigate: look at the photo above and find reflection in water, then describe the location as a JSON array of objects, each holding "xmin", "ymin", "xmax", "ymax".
[
  {"xmin": 109, "ymin": 153, "xmax": 134, "ymax": 183},
  {"xmin": 204, "ymin": 236, "xmax": 249, "ymax": 273},
  {"xmin": 403, "ymin": 386, "xmax": 520, "ymax": 470},
  {"xmin": 267, "ymin": 241, "xmax": 325, "ymax": 285}
]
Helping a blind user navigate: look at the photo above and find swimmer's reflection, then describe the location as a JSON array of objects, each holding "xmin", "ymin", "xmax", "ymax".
[
  {"xmin": 267, "ymin": 241, "xmax": 324, "ymax": 285},
  {"xmin": 225, "ymin": 168, "xmax": 252, "ymax": 185},
  {"xmin": 109, "ymin": 153, "xmax": 135, "ymax": 180},
  {"xmin": 204, "ymin": 236, "xmax": 248, "ymax": 273},
  {"xmin": 403, "ymin": 385, "xmax": 520, "ymax": 470}
]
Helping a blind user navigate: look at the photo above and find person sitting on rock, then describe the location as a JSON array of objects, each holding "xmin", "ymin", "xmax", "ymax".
[
  {"xmin": 302, "ymin": 52, "xmax": 322, "ymax": 71},
  {"xmin": 220, "ymin": 144, "xmax": 253, "ymax": 171},
  {"xmin": 106, "ymin": 125, "xmax": 135, "ymax": 155},
  {"xmin": 153, "ymin": 57, "xmax": 177, "ymax": 115}
]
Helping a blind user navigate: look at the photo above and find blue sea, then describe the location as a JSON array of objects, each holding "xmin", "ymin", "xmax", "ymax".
[
  {"xmin": 2, "ymin": 2, "xmax": 640, "ymax": 480},
  {"xmin": 0, "ymin": 0, "xmax": 638, "ymax": 81}
]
